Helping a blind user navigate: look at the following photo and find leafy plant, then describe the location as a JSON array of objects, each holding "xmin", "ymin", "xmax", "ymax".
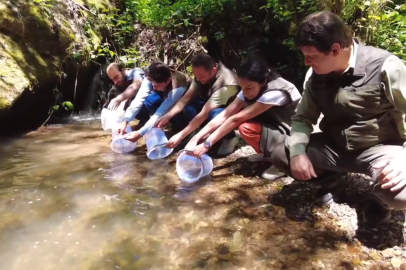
[
  {"xmin": 33, "ymin": 0, "xmax": 53, "ymax": 19},
  {"xmin": 344, "ymin": 0, "xmax": 406, "ymax": 60}
]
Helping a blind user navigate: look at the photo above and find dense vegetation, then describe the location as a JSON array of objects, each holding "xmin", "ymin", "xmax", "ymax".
[
  {"xmin": 68, "ymin": 0, "xmax": 405, "ymax": 87},
  {"xmin": 9, "ymin": 0, "xmax": 404, "ymax": 127}
]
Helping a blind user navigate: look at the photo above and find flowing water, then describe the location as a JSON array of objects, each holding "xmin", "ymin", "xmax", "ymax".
[{"xmin": 0, "ymin": 120, "xmax": 405, "ymax": 270}]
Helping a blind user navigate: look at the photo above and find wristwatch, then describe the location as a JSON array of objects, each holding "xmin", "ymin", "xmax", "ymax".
[{"xmin": 204, "ymin": 140, "xmax": 212, "ymax": 149}]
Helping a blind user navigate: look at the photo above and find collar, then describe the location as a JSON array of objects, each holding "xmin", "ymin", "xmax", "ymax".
[{"xmin": 343, "ymin": 39, "xmax": 358, "ymax": 75}]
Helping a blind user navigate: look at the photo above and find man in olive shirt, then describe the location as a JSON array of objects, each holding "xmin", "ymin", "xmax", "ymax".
[
  {"xmin": 272, "ymin": 11, "xmax": 406, "ymax": 225},
  {"xmin": 156, "ymin": 53, "xmax": 240, "ymax": 155}
]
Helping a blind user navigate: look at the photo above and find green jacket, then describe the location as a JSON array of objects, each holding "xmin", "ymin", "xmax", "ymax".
[{"xmin": 288, "ymin": 40, "xmax": 406, "ymax": 158}]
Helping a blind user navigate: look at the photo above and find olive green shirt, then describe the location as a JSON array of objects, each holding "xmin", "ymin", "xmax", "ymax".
[
  {"xmin": 189, "ymin": 62, "xmax": 239, "ymax": 107},
  {"xmin": 191, "ymin": 84, "xmax": 239, "ymax": 106},
  {"xmin": 288, "ymin": 43, "xmax": 406, "ymax": 158}
]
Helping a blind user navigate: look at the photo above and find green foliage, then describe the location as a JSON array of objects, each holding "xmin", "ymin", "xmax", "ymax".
[
  {"xmin": 33, "ymin": 0, "xmax": 53, "ymax": 19},
  {"xmin": 33, "ymin": 0, "xmax": 406, "ymax": 87},
  {"xmin": 48, "ymin": 89, "xmax": 73, "ymax": 114},
  {"xmin": 344, "ymin": 0, "xmax": 406, "ymax": 60},
  {"xmin": 131, "ymin": 0, "xmax": 230, "ymax": 28},
  {"xmin": 62, "ymin": 101, "xmax": 74, "ymax": 111},
  {"xmin": 69, "ymin": 4, "xmax": 142, "ymax": 68}
]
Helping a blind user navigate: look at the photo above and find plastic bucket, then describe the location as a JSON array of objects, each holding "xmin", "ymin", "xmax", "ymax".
[
  {"xmin": 176, "ymin": 150, "xmax": 213, "ymax": 183},
  {"xmin": 110, "ymin": 126, "xmax": 137, "ymax": 153},
  {"xmin": 144, "ymin": 128, "xmax": 173, "ymax": 160},
  {"xmin": 101, "ymin": 108, "xmax": 125, "ymax": 130}
]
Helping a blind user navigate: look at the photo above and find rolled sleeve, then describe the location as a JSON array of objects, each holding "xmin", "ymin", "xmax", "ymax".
[
  {"xmin": 123, "ymin": 78, "xmax": 152, "ymax": 122},
  {"xmin": 138, "ymin": 86, "xmax": 187, "ymax": 136},
  {"xmin": 288, "ymin": 68, "xmax": 321, "ymax": 158}
]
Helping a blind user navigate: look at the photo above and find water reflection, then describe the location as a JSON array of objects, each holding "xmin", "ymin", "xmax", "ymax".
[
  {"xmin": 0, "ymin": 120, "xmax": 403, "ymax": 270},
  {"xmin": 174, "ymin": 176, "xmax": 212, "ymax": 201}
]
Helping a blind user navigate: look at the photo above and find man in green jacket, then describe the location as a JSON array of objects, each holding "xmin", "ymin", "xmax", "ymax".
[{"xmin": 272, "ymin": 10, "xmax": 406, "ymax": 225}]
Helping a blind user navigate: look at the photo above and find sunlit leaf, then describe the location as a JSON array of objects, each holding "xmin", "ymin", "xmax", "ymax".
[
  {"xmin": 62, "ymin": 101, "xmax": 74, "ymax": 111},
  {"xmin": 369, "ymin": 15, "xmax": 381, "ymax": 21}
]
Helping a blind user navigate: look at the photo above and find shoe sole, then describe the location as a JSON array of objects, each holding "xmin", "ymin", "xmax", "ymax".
[{"xmin": 314, "ymin": 173, "xmax": 350, "ymax": 206}]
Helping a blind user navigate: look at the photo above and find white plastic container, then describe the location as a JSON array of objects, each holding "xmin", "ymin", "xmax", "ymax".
[
  {"xmin": 144, "ymin": 128, "xmax": 173, "ymax": 160},
  {"xmin": 176, "ymin": 150, "xmax": 213, "ymax": 183},
  {"xmin": 101, "ymin": 108, "xmax": 125, "ymax": 130},
  {"xmin": 110, "ymin": 126, "xmax": 137, "ymax": 154}
]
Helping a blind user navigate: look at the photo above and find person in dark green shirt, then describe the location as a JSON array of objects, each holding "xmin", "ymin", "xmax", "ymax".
[{"xmin": 271, "ymin": 11, "xmax": 406, "ymax": 226}]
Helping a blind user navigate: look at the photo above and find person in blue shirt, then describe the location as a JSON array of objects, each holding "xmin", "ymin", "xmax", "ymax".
[
  {"xmin": 119, "ymin": 61, "xmax": 191, "ymax": 142},
  {"xmin": 105, "ymin": 63, "xmax": 146, "ymax": 110}
]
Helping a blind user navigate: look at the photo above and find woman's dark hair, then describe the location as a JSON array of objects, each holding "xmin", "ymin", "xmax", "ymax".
[
  {"xmin": 296, "ymin": 10, "xmax": 353, "ymax": 54},
  {"xmin": 146, "ymin": 61, "xmax": 171, "ymax": 83},
  {"xmin": 237, "ymin": 57, "xmax": 280, "ymax": 84},
  {"xmin": 191, "ymin": 53, "xmax": 215, "ymax": 71}
]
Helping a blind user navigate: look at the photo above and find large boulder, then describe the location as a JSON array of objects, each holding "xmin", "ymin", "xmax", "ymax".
[{"xmin": 0, "ymin": 0, "xmax": 113, "ymax": 133}]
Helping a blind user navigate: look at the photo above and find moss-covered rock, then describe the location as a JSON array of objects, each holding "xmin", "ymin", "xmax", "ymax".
[{"xmin": 0, "ymin": 0, "xmax": 113, "ymax": 113}]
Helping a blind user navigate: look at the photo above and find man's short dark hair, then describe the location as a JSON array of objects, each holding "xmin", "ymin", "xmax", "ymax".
[
  {"xmin": 147, "ymin": 61, "xmax": 171, "ymax": 83},
  {"xmin": 296, "ymin": 11, "xmax": 353, "ymax": 54},
  {"xmin": 191, "ymin": 53, "xmax": 215, "ymax": 71}
]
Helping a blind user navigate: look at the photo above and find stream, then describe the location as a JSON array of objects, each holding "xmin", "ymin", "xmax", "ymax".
[{"xmin": 0, "ymin": 119, "xmax": 405, "ymax": 270}]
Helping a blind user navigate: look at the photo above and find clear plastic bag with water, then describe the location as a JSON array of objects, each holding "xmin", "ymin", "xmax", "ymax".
[
  {"xmin": 176, "ymin": 150, "xmax": 213, "ymax": 183},
  {"xmin": 144, "ymin": 128, "xmax": 173, "ymax": 160},
  {"xmin": 101, "ymin": 108, "xmax": 125, "ymax": 131},
  {"xmin": 110, "ymin": 126, "xmax": 137, "ymax": 154}
]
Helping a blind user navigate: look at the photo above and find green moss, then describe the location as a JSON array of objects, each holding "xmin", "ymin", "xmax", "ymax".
[
  {"xmin": 0, "ymin": 97, "xmax": 10, "ymax": 110},
  {"xmin": 74, "ymin": 0, "xmax": 112, "ymax": 9},
  {"xmin": 0, "ymin": 0, "xmax": 114, "ymax": 104}
]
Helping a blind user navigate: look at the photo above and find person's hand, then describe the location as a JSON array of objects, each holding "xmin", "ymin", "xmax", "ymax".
[
  {"xmin": 193, "ymin": 143, "xmax": 209, "ymax": 158},
  {"xmin": 185, "ymin": 135, "xmax": 199, "ymax": 151},
  {"xmin": 124, "ymin": 131, "xmax": 142, "ymax": 143},
  {"xmin": 290, "ymin": 154, "xmax": 317, "ymax": 180},
  {"xmin": 156, "ymin": 114, "xmax": 172, "ymax": 128},
  {"xmin": 108, "ymin": 97, "xmax": 121, "ymax": 110},
  {"xmin": 375, "ymin": 158, "xmax": 406, "ymax": 192},
  {"xmin": 166, "ymin": 132, "xmax": 184, "ymax": 148},
  {"xmin": 118, "ymin": 121, "xmax": 129, "ymax": 135}
]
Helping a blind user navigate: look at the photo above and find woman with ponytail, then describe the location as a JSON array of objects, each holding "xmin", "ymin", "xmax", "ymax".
[{"xmin": 186, "ymin": 57, "xmax": 301, "ymax": 180}]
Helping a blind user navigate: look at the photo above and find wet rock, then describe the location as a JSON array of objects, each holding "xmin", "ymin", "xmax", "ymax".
[
  {"xmin": 270, "ymin": 260, "xmax": 283, "ymax": 268},
  {"xmin": 216, "ymin": 245, "xmax": 231, "ymax": 261},
  {"xmin": 288, "ymin": 253, "xmax": 298, "ymax": 261},
  {"xmin": 341, "ymin": 261, "xmax": 355, "ymax": 270},
  {"xmin": 369, "ymin": 250, "xmax": 382, "ymax": 261},
  {"xmin": 391, "ymin": 258, "xmax": 403, "ymax": 268},
  {"xmin": 351, "ymin": 258, "xmax": 361, "ymax": 266},
  {"xmin": 382, "ymin": 248, "xmax": 394, "ymax": 258},
  {"xmin": 311, "ymin": 260, "xmax": 325, "ymax": 270},
  {"xmin": 275, "ymin": 235, "xmax": 285, "ymax": 243},
  {"xmin": 229, "ymin": 231, "xmax": 244, "ymax": 253},
  {"xmin": 347, "ymin": 244, "xmax": 361, "ymax": 254}
]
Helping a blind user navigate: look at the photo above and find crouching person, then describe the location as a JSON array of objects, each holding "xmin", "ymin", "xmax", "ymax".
[
  {"xmin": 105, "ymin": 63, "xmax": 145, "ymax": 110},
  {"xmin": 157, "ymin": 53, "xmax": 240, "ymax": 155},
  {"xmin": 189, "ymin": 57, "xmax": 301, "ymax": 180},
  {"xmin": 121, "ymin": 61, "xmax": 191, "ymax": 142},
  {"xmin": 271, "ymin": 11, "xmax": 406, "ymax": 225}
]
